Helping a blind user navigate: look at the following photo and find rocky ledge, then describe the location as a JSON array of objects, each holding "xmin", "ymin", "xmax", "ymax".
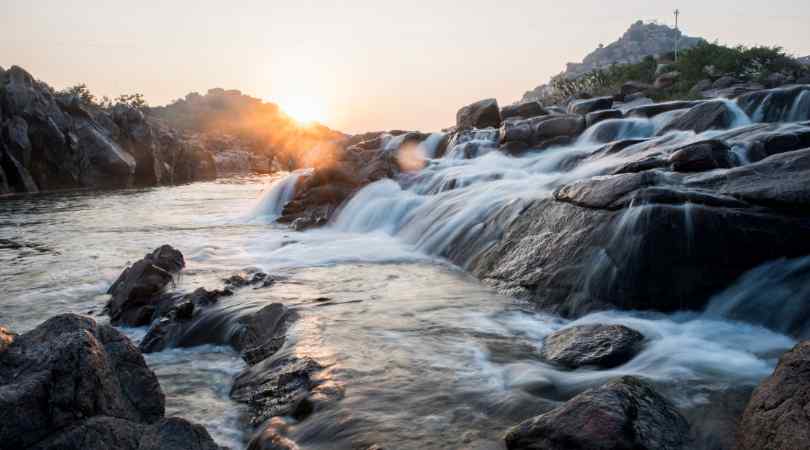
[
  {"xmin": 0, "ymin": 314, "xmax": 222, "ymax": 450},
  {"xmin": 0, "ymin": 65, "xmax": 217, "ymax": 195}
]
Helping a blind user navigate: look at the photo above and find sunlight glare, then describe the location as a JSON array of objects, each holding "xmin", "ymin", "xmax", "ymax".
[{"xmin": 278, "ymin": 96, "xmax": 326, "ymax": 125}]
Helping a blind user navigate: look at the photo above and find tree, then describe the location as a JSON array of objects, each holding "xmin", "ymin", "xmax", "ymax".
[
  {"xmin": 59, "ymin": 83, "xmax": 96, "ymax": 105},
  {"xmin": 115, "ymin": 93, "xmax": 148, "ymax": 110}
]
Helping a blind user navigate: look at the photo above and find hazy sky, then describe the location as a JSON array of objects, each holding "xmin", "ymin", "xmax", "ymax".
[{"xmin": 2, "ymin": 1, "xmax": 809, "ymax": 133}]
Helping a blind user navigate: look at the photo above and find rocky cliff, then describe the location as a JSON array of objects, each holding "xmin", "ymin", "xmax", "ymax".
[{"xmin": 0, "ymin": 65, "xmax": 217, "ymax": 195}]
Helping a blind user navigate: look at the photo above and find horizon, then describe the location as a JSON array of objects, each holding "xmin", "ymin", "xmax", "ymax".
[{"xmin": 3, "ymin": 1, "xmax": 810, "ymax": 133}]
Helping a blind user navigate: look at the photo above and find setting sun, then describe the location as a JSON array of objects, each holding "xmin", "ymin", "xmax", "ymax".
[{"xmin": 278, "ymin": 96, "xmax": 327, "ymax": 125}]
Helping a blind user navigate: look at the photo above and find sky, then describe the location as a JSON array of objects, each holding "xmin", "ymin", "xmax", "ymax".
[{"xmin": 2, "ymin": 1, "xmax": 809, "ymax": 133}]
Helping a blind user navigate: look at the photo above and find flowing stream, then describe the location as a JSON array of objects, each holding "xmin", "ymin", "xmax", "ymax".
[{"xmin": 1, "ymin": 90, "xmax": 809, "ymax": 449}]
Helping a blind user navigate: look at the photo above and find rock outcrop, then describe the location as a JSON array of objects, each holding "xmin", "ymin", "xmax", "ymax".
[
  {"xmin": 0, "ymin": 66, "xmax": 217, "ymax": 195},
  {"xmin": 0, "ymin": 314, "xmax": 221, "ymax": 450},
  {"xmin": 736, "ymin": 340, "xmax": 810, "ymax": 450},
  {"xmin": 105, "ymin": 245, "xmax": 186, "ymax": 326},
  {"xmin": 457, "ymin": 98, "xmax": 502, "ymax": 130},
  {"xmin": 505, "ymin": 376, "xmax": 689, "ymax": 450},
  {"xmin": 539, "ymin": 324, "xmax": 645, "ymax": 369}
]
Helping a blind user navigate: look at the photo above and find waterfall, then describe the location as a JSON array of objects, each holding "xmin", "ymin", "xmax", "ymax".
[
  {"xmin": 250, "ymin": 170, "xmax": 311, "ymax": 221},
  {"xmin": 577, "ymin": 118, "xmax": 655, "ymax": 144},
  {"xmin": 788, "ymin": 90, "xmax": 810, "ymax": 122},
  {"xmin": 704, "ymin": 256, "xmax": 810, "ymax": 338}
]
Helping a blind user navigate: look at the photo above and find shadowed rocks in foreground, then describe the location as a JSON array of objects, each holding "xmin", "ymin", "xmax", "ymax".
[
  {"xmin": 0, "ymin": 314, "xmax": 221, "ymax": 450},
  {"xmin": 505, "ymin": 376, "xmax": 689, "ymax": 450},
  {"xmin": 736, "ymin": 340, "xmax": 810, "ymax": 449}
]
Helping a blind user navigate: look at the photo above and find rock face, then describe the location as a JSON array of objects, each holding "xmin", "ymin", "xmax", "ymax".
[
  {"xmin": 106, "ymin": 245, "xmax": 186, "ymax": 326},
  {"xmin": 736, "ymin": 341, "xmax": 810, "ymax": 450},
  {"xmin": 502, "ymin": 101, "xmax": 547, "ymax": 121},
  {"xmin": 0, "ymin": 314, "xmax": 221, "ymax": 450},
  {"xmin": 457, "ymin": 98, "xmax": 502, "ymax": 130},
  {"xmin": 658, "ymin": 101, "xmax": 742, "ymax": 135},
  {"xmin": 539, "ymin": 324, "xmax": 645, "ymax": 369},
  {"xmin": 0, "ymin": 65, "xmax": 217, "ymax": 194},
  {"xmin": 568, "ymin": 97, "xmax": 613, "ymax": 115},
  {"xmin": 505, "ymin": 376, "xmax": 689, "ymax": 450}
]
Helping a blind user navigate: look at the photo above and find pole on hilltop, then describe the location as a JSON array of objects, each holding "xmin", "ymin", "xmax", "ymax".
[{"xmin": 674, "ymin": 9, "xmax": 681, "ymax": 62}]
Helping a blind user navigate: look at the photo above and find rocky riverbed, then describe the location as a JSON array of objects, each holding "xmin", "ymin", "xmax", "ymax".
[{"xmin": 3, "ymin": 77, "xmax": 810, "ymax": 449}]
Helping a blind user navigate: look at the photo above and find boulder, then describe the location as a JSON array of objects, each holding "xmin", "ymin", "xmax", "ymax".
[
  {"xmin": 29, "ymin": 416, "xmax": 222, "ymax": 450},
  {"xmin": 712, "ymin": 76, "xmax": 740, "ymax": 90},
  {"xmin": 467, "ymin": 147, "xmax": 810, "ymax": 317},
  {"xmin": 737, "ymin": 341, "xmax": 810, "ymax": 449},
  {"xmin": 626, "ymin": 100, "xmax": 704, "ymax": 118},
  {"xmin": 568, "ymin": 96, "xmax": 613, "ymax": 116},
  {"xmin": 106, "ymin": 245, "xmax": 185, "ymax": 326},
  {"xmin": 621, "ymin": 81, "xmax": 654, "ymax": 97},
  {"xmin": 585, "ymin": 109, "xmax": 623, "ymax": 128},
  {"xmin": 534, "ymin": 115, "xmax": 586, "ymax": 141},
  {"xmin": 504, "ymin": 376, "xmax": 689, "ymax": 450},
  {"xmin": 0, "ymin": 326, "xmax": 15, "ymax": 353},
  {"xmin": 690, "ymin": 79, "xmax": 713, "ymax": 96},
  {"xmin": 668, "ymin": 140, "xmax": 733, "ymax": 172},
  {"xmin": 502, "ymin": 102, "xmax": 547, "ymax": 121},
  {"xmin": 658, "ymin": 101, "xmax": 741, "ymax": 135},
  {"xmin": 0, "ymin": 314, "xmax": 223, "ymax": 450},
  {"xmin": 456, "ymin": 98, "xmax": 501, "ymax": 130},
  {"xmin": 654, "ymin": 71, "xmax": 681, "ymax": 89},
  {"xmin": 539, "ymin": 324, "xmax": 645, "ymax": 369}
]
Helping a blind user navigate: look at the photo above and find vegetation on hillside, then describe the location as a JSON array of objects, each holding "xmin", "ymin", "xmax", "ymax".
[{"xmin": 545, "ymin": 42, "xmax": 809, "ymax": 104}]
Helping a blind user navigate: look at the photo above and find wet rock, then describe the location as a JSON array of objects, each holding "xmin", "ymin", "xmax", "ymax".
[
  {"xmin": 233, "ymin": 303, "xmax": 292, "ymax": 363},
  {"xmin": 585, "ymin": 109, "xmax": 623, "ymax": 128},
  {"xmin": 501, "ymin": 102, "xmax": 547, "ymax": 121},
  {"xmin": 738, "ymin": 85, "xmax": 810, "ymax": 122},
  {"xmin": 0, "ymin": 326, "xmax": 15, "ymax": 353},
  {"xmin": 539, "ymin": 324, "xmax": 645, "ymax": 369},
  {"xmin": 505, "ymin": 376, "xmax": 689, "ymax": 450},
  {"xmin": 626, "ymin": 100, "xmax": 703, "ymax": 118},
  {"xmin": 621, "ymin": 81, "xmax": 654, "ymax": 97},
  {"xmin": 668, "ymin": 140, "xmax": 733, "ymax": 172},
  {"xmin": 0, "ymin": 314, "xmax": 220, "ymax": 450},
  {"xmin": 568, "ymin": 96, "xmax": 613, "ymax": 115},
  {"xmin": 712, "ymin": 76, "xmax": 740, "ymax": 90},
  {"xmin": 470, "ymin": 147, "xmax": 810, "ymax": 316},
  {"xmin": 534, "ymin": 115, "xmax": 586, "ymax": 141},
  {"xmin": 231, "ymin": 355, "xmax": 326, "ymax": 425},
  {"xmin": 106, "ymin": 245, "xmax": 185, "ymax": 326},
  {"xmin": 737, "ymin": 341, "xmax": 810, "ymax": 449},
  {"xmin": 456, "ymin": 98, "xmax": 501, "ymax": 130},
  {"xmin": 658, "ymin": 101, "xmax": 741, "ymax": 135},
  {"xmin": 681, "ymin": 385, "xmax": 754, "ymax": 450},
  {"xmin": 30, "ymin": 416, "xmax": 222, "ymax": 450}
]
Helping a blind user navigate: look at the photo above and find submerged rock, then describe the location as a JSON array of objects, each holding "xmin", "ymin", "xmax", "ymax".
[
  {"xmin": 0, "ymin": 314, "xmax": 220, "ymax": 450},
  {"xmin": 504, "ymin": 376, "xmax": 689, "ymax": 450},
  {"xmin": 105, "ymin": 244, "xmax": 185, "ymax": 326},
  {"xmin": 736, "ymin": 341, "xmax": 810, "ymax": 449},
  {"xmin": 539, "ymin": 324, "xmax": 645, "ymax": 369}
]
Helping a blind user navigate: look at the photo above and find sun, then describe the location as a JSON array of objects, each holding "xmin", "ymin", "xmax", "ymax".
[{"xmin": 279, "ymin": 96, "xmax": 326, "ymax": 125}]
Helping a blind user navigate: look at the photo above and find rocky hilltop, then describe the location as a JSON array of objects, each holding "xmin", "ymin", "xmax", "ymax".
[
  {"xmin": 567, "ymin": 20, "xmax": 702, "ymax": 78},
  {"xmin": 0, "ymin": 66, "xmax": 218, "ymax": 195}
]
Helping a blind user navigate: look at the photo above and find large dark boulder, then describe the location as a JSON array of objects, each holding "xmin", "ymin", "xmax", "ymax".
[
  {"xmin": 568, "ymin": 96, "xmax": 614, "ymax": 115},
  {"xmin": 668, "ymin": 140, "xmax": 733, "ymax": 172},
  {"xmin": 534, "ymin": 115, "xmax": 586, "ymax": 141},
  {"xmin": 0, "ymin": 314, "xmax": 219, "ymax": 450},
  {"xmin": 585, "ymin": 109, "xmax": 623, "ymax": 128},
  {"xmin": 467, "ymin": 148, "xmax": 810, "ymax": 316},
  {"xmin": 658, "ymin": 101, "xmax": 743, "ymax": 135},
  {"xmin": 28, "ymin": 417, "xmax": 222, "ymax": 450},
  {"xmin": 502, "ymin": 102, "xmax": 547, "ymax": 121},
  {"xmin": 736, "ymin": 341, "xmax": 810, "ymax": 450},
  {"xmin": 457, "ymin": 98, "xmax": 501, "ymax": 130},
  {"xmin": 539, "ymin": 324, "xmax": 645, "ymax": 369},
  {"xmin": 504, "ymin": 376, "xmax": 689, "ymax": 450},
  {"xmin": 626, "ymin": 100, "xmax": 704, "ymax": 118},
  {"xmin": 106, "ymin": 245, "xmax": 185, "ymax": 326}
]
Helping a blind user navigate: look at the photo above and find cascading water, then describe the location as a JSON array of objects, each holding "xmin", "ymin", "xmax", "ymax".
[{"xmin": 250, "ymin": 169, "xmax": 311, "ymax": 222}]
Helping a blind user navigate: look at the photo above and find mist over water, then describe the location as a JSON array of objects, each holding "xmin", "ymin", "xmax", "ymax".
[{"xmin": 2, "ymin": 89, "xmax": 809, "ymax": 448}]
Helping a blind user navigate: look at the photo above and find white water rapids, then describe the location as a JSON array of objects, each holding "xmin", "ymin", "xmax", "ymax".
[{"xmin": 0, "ymin": 88, "xmax": 808, "ymax": 449}]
